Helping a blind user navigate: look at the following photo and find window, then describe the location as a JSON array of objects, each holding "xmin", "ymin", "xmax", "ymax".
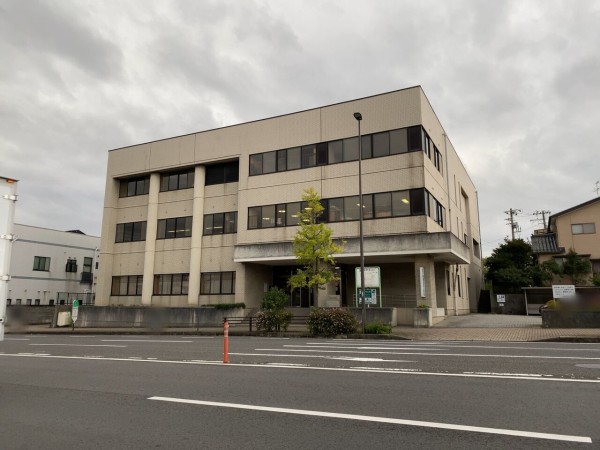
[
  {"xmin": 301, "ymin": 145, "xmax": 316, "ymax": 168},
  {"xmin": 157, "ymin": 216, "xmax": 192, "ymax": 239},
  {"xmin": 262, "ymin": 152, "xmax": 277, "ymax": 174},
  {"xmin": 65, "ymin": 258, "xmax": 78, "ymax": 273},
  {"xmin": 374, "ymin": 192, "xmax": 392, "ymax": 218},
  {"xmin": 119, "ymin": 176, "xmax": 150, "ymax": 197},
  {"xmin": 287, "ymin": 147, "xmax": 301, "ymax": 170},
  {"xmin": 7, "ymin": 299, "xmax": 11, "ymax": 305},
  {"xmin": 572, "ymin": 223, "xmax": 596, "ymax": 234},
  {"xmin": 205, "ymin": 161, "xmax": 239, "ymax": 185},
  {"xmin": 372, "ymin": 132, "xmax": 390, "ymax": 158},
  {"xmin": 153, "ymin": 274, "xmax": 189, "ymax": 295},
  {"xmin": 83, "ymin": 257, "xmax": 93, "ymax": 273},
  {"xmin": 392, "ymin": 191, "xmax": 411, "ymax": 216},
  {"xmin": 316, "ymin": 143, "xmax": 328, "ymax": 165},
  {"xmin": 328, "ymin": 140, "xmax": 343, "ymax": 164},
  {"xmin": 434, "ymin": 148, "xmax": 443, "ymax": 174},
  {"xmin": 277, "ymin": 150, "xmax": 287, "ymax": 172},
  {"xmin": 116, "ymin": 221, "xmax": 147, "ymax": 243},
  {"xmin": 328, "ymin": 198, "xmax": 344, "ymax": 222},
  {"xmin": 409, "ymin": 189, "xmax": 426, "ymax": 215},
  {"xmin": 344, "ymin": 196, "xmax": 361, "ymax": 221},
  {"xmin": 343, "ymin": 137, "xmax": 359, "ymax": 161},
  {"xmin": 200, "ymin": 272, "xmax": 236, "ymax": 295},
  {"xmin": 390, "ymin": 129, "xmax": 408, "ymax": 154},
  {"xmin": 286, "ymin": 202, "xmax": 301, "ymax": 226},
  {"xmin": 249, "ymin": 154, "xmax": 263, "ymax": 175},
  {"xmin": 261, "ymin": 205, "xmax": 276, "ymax": 228},
  {"xmin": 33, "ymin": 256, "xmax": 50, "ymax": 271},
  {"xmin": 407, "ymin": 126, "xmax": 422, "ymax": 151},
  {"xmin": 26, "ymin": 299, "xmax": 32, "ymax": 305},
  {"xmin": 160, "ymin": 169, "xmax": 194, "ymax": 192},
  {"xmin": 35, "ymin": 299, "xmax": 40, "ymax": 306},
  {"xmin": 473, "ymin": 239, "xmax": 481, "ymax": 260},
  {"xmin": 361, "ymin": 135, "xmax": 372, "ymax": 159},
  {"xmin": 111, "ymin": 275, "xmax": 143, "ymax": 296},
  {"xmin": 203, "ymin": 212, "xmax": 237, "ymax": 235}
]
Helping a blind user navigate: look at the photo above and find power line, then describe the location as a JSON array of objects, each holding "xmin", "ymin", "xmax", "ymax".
[{"xmin": 531, "ymin": 210, "xmax": 551, "ymax": 229}]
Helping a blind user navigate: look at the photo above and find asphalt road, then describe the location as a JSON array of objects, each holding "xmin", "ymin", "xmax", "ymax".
[{"xmin": 1, "ymin": 335, "xmax": 599, "ymax": 449}]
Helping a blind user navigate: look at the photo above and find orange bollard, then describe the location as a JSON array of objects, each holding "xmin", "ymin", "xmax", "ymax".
[{"xmin": 223, "ymin": 318, "xmax": 229, "ymax": 364}]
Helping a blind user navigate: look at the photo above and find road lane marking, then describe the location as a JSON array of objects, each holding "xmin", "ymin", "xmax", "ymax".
[
  {"xmin": 147, "ymin": 396, "xmax": 592, "ymax": 443},
  {"xmin": 2, "ymin": 353, "xmax": 599, "ymax": 383},
  {"xmin": 230, "ymin": 352, "xmax": 412, "ymax": 362},
  {"xmin": 303, "ymin": 342, "xmax": 600, "ymax": 352},
  {"xmin": 286, "ymin": 345, "xmax": 444, "ymax": 351},
  {"xmin": 260, "ymin": 348, "xmax": 600, "ymax": 360},
  {"xmin": 30, "ymin": 344, "xmax": 126, "ymax": 348},
  {"xmin": 576, "ymin": 364, "xmax": 600, "ymax": 369},
  {"xmin": 101, "ymin": 339, "xmax": 193, "ymax": 343},
  {"xmin": 4, "ymin": 338, "xmax": 30, "ymax": 341}
]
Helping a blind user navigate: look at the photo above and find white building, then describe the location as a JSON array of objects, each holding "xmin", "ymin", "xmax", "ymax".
[{"xmin": 7, "ymin": 224, "xmax": 100, "ymax": 305}]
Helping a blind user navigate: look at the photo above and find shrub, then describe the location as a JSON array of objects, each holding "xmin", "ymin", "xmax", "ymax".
[
  {"xmin": 543, "ymin": 299, "xmax": 559, "ymax": 310},
  {"xmin": 416, "ymin": 303, "xmax": 431, "ymax": 309},
  {"xmin": 261, "ymin": 287, "xmax": 289, "ymax": 311},
  {"xmin": 256, "ymin": 310, "xmax": 293, "ymax": 332},
  {"xmin": 308, "ymin": 308, "xmax": 358, "ymax": 336},
  {"xmin": 212, "ymin": 302, "xmax": 246, "ymax": 310},
  {"xmin": 365, "ymin": 322, "xmax": 392, "ymax": 334}
]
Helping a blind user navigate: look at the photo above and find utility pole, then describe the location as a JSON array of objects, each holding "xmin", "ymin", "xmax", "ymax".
[
  {"xmin": 504, "ymin": 208, "xmax": 521, "ymax": 240},
  {"xmin": 531, "ymin": 210, "xmax": 551, "ymax": 229},
  {"xmin": 594, "ymin": 181, "xmax": 599, "ymax": 197}
]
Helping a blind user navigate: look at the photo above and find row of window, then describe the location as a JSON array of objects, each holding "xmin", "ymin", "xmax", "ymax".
[
  {"xmin": 157, "ymin": 217, "xmax": 193, "ymax": 239},
  {"xmin": 33, "ymin": 256, "xmax": 93, "ymax": 274},
  {"xmin": 119, "ymin": 162, "xmax": 241, "ymax": 198},
  {"xmin": 111, "ymin": 272, "xmax": 236, "ymax": 296},
  {"xmin": 116, "ymin": 221, "xmax": 147, "ymax": 243},
  {"xmin": 572, "ymin": 223, "xmax": 596, "ymax": 235},
  {"xmin": 248, "ymin": 126, "xmax": 443, "ymax": 176},
  {"xmin": 247, "ymin": 188, "xmax": 445, "ymax": 229},
  {"xmin": 203, "ymin": 212, "xmax": 237, "ymax": 235}
]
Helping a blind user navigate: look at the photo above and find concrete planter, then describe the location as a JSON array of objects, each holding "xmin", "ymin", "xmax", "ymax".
[
  {"xmin": 542, "ymin": 309, "xmax": 600, "ymax": 328},
  {"xmin": 413, "ymin": 308, "xmax": 433, "ymax": 328}
]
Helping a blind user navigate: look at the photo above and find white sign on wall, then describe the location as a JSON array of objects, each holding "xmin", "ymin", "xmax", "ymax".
[
  {"xmin": 497, "ymin": 294, "xmax": 506, "ymax": 304},
  {"xmin": 355, "ymin": 267, "xmax": 381, "ymax": 288},
  {"xmin": 552, "ymin": 285, "xmax": 576, "ymax": 299}
]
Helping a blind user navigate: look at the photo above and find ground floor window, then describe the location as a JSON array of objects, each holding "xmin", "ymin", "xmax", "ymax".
[
  {"xmin": 111, "ymin": 275, "xmax": 143, "ymax": 296},
  {"xmin": 153, "ymin": 274, "xmax": 189, "ymax": 295},
  {"xmin": 200, "ymin": 272, "xmax": 235, "ymax": 294}
]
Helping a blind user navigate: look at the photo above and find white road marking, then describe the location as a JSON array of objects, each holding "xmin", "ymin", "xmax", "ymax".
[
  {"xmin": 1, "ymin": 353, "xmax": 599, "ymax": 383},
  {"xmin": 101, "ymin": 339, "xmax": 193, "ymax": 343},
  {"xmin": 30, "ymin": 343, "xmax": 126, "ymax": 348},
  {"xmin": 260, "ymin": 348, "xmax": 600, "ymax": 360},
  {"xmin": 187, "ymin": 337, "xmax": 216, "ymax": 339},
  {"xmin": 69, "ymin": 336, "xmax": 97, "ymax": 338},
  {"xmin": 147, "ymin": 396, "xmax": 592, "ymax": 444},
  {"xmin": 286, "ymin": 345, "xmax": 443, "ymax": 351},
  {"xmin": 4, "ymin": 338, "xmax": 30, "ymax": 341},
  {"xmin": 576, "ymin": 364, "xmax": 600, "ymax": 369},
  {"xmin": 303, "ymin": 342, "xmax": 600, "ymax": 352},
  {"xmin": 230, "ymin": 352, "xmax": 411, "ymax": 362}
]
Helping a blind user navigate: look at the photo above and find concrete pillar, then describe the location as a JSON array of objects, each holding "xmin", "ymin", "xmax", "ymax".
[
  {"xmin": 95, "ymin": 178, "xmax": 120, "ymax": 306},
  {"xmin": 414, "ymin": 254, "xmax": 437, "ymax": 309},
  {"xmin": 188, "ymin": 166, "xmax": 205, "ymax": 305},
  {"xmin": 141, "ymin": 173, "xmax": 160, "ymax": 305}
]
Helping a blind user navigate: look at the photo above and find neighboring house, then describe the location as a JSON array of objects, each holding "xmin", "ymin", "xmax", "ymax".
[
  {"xmin": 96, "ymin": 86, "xmax": 482, "ymax": 322},
  {"xmin": 532, "ymin": 197, "xmax": 600, "ymax": 284},
  {"xmin": 7, "ymin": 225, "xmax": 100, "ymax": 305}
]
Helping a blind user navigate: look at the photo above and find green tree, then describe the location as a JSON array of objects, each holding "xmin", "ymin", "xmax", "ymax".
[
  {"xmin": 485, "ymin": 239, "xmax": 536, "ymax": 293},
  {"xmin": 288, "ymin": 188, "xmax": 343, "ymax": 306},
  {"xmin": 256, "ymin": 287, "xmax": 292, "ymax": 332},
  {"xmin": 556, "ymin": 250, "xmax": 592, "ymax": 285}
]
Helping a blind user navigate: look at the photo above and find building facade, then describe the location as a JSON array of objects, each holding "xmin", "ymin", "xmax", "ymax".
[
  {"xmin": 532, "ymin": 197, "xmax": 600, "ymax": 283},
  {"xmin": 96, "ymin": 87, "xmax": 482, "ymax": 321},
  {"xmin": 7, "ymin": 225, "xmax": 100, "ymax": 305}
]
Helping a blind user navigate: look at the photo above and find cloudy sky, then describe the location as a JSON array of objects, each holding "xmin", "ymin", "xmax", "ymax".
[{"xmin": 2, "ymin": 0, "xmax": 599, "ymax": 256}]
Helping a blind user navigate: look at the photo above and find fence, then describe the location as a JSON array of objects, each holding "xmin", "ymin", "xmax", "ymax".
[{"xmin": 56, "ymin": 292, "xmax": 95, "ymax": 306}]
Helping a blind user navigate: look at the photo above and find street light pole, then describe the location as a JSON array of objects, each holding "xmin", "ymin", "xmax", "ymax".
[{"xmin": 353, "ymin": 112, "xmax": 366, "ymax": 334}]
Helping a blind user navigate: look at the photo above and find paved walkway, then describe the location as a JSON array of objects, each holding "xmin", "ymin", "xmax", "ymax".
[{"xmin": 5, "ymin": 314, "xmax": 600, "ymax": 342}]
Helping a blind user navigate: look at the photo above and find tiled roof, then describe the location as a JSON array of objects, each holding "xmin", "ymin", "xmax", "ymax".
[{"xmin": 531, "ymin": 233, "xmax": 563, "ymax": 254}]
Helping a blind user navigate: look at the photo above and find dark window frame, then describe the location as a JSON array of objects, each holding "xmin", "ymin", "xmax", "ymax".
[
  {"xmin": 115, "ymin": 221, "xmax": 147, "ymax": 243},
  {"xmin": 65, "ymin": 258, "xmax": 78, "ymax": 273},
  {"xmin": 119, "ymin": 176, "xmax": 150, "ymax": 198},
  {"xmin": 152, "ymin": 273, "xmax": 189, "ymax": 296},
  {"xmin": 159, "ymin": 169, "xmax": 195, "ymax": 192},
  {"xmin": 203, "ymin": 212, "xmax": 237, "ymax": 235},
  {"xmin": 200, "ymin": 271, "xmax": 236, "ymax": 295},
  {"xmin": 111, "ymin": 275, "xmax": 143, "ymax": 296},
  {"xmin": 157, "ymin": 216, "xmax": 193, "ymax": 239},
  {"xmin": 33, "ymin": 256, "xmax": 50, "ymax": 271}
]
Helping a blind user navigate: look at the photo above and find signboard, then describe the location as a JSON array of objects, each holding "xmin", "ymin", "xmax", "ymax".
[
  {"xmin": 496, "ymin": 294, "xmax": 506, "ymax": 304},
  {"xmin": 355, "ymin": 267, "xmax": 381, "ymax": 288},
  {"xmin": 552, "ymin": 285, "xmax": 576, "ymax": 299},
  {"xmin": 71, "ymin": 299, "xmax": 80, "ymax": 321},
  {"xmin": 358, "ymin": 288, "xmax": 378, "ymax": 305}
]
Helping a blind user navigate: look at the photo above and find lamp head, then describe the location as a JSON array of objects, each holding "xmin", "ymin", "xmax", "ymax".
[{"xmin": 353, "ymin": 112, "xmax": 362, "ymax": 121}]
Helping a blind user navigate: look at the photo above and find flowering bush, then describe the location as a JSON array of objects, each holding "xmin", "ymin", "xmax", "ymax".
[
  {"xmin": 308, "ymin": 308, "xmax": 358, "ymax": 336},
  {"xmin": 256, "ymin": 310, "xmax": 293, "ymax": 332}
]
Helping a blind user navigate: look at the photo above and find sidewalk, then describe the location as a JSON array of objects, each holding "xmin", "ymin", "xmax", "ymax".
[{"xmin": 5, "ymin": 314, "xmax": 600, "ymax": 342}]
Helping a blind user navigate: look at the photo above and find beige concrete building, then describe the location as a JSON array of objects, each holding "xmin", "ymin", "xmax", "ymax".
[
  {"xmin": 532, "ymin": 197, "xmax": 600, "ymax": 283},
  {"xmin": 96, "ymin": 87, "xmax": 482, "ymax": 322}
]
